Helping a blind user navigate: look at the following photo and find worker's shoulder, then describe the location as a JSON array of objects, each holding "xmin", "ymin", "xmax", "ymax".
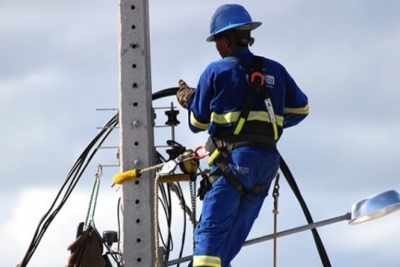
[
  {"xmin": 213, "ymin": 56, "xmax": 239, "ymax": 66},
  {"xmin": 260, "ymin": 56, "xmax": 286, "ymax": 69},
  {"xmin": 204, "ymin": 57, "xmax": 238, "ymax": 71},
  {"xmin": 205, "ymin": 55, "xmax": 288, "ymax": 74}
]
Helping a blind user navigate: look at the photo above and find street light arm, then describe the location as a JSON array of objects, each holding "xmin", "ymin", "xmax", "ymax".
[
  {"xmin": 166, "ymin": 213, "xmax": 351, "ymax": 266},
  {"xmin": 244, "ymin": 213, "xmax": 351, "ymax": 247}
]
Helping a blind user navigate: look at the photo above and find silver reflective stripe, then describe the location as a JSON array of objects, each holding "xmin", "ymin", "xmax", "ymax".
[{"xmin": 264, "ymin": 98, "xmax": 277, "ymax": 124}]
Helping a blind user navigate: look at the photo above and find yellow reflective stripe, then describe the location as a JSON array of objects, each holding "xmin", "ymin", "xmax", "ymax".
[
  {"xmin": 190, "ymin": 111, "xmax": 209, "ymax": 130},
  {"xmin": 193, "ymin": 255, "xmax": 221, "ymax": 267},
  {"xmin": 272, "ymin": 115, "xmax": 283, "ymax": 126},
  {"xmin": 233, "ymin": 117, "xmax": 246, "ymax": 135},
  {"xmin": 211, "ymin": 111, "xmax": 283, "ymax": 126},
  {"xmin": 211, "ymin": 111, "xmax": 240, "ymax": 124},
  {"xmin": 208, "ymin": 149, "xmax": 220, "ymax": 167},
  {"xmin": 272, "ymin": 123, "xmax": 278, "ymax": 140},
  {"xmin": 284, "ymin": 104, "xmax": 309, "ymax": 115}
]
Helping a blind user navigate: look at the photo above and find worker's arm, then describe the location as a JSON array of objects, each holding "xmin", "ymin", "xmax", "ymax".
[
  {"xmin": 187, "ymin": 68, "xmax": 213, "ymax": 133},
  {"xmin": 282, "ymin": 69, "xmax": 309, "ymax": 128}
]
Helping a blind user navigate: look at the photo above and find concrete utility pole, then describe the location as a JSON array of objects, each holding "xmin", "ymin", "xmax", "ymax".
[{"xmin": 118, "ymin": 0, "xmax": 156, "ymax": 266}]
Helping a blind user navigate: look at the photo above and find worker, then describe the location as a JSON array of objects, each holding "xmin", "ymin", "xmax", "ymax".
[{"xmin": 177, "ymin": 4, "xmax": 309, "ymax": 267}]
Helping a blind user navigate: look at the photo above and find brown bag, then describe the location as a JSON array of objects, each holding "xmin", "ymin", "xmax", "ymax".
[{"xmin": 66, "ymin": 226, "xmax": 105, "ymax": 267}]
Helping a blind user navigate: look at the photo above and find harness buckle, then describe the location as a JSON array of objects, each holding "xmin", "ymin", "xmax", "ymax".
[{"xmin": 250, "ymin": 71, "xmax": 264, "ymax": 87}]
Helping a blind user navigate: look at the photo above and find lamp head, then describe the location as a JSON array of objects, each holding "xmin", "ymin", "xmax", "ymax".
[{"xmin": 349, "ymin": 190, "xmax": 400, "ymax": 225}]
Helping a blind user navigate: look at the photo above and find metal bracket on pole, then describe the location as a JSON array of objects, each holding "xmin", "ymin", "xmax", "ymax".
[{"xmin": 118, "ymin": 0, "xmax": 156, "ymax": 266}]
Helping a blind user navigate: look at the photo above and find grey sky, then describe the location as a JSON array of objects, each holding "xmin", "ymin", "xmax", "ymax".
[{"xmin": 1, "ymin": 0, "xmax": 400, "ymax": 266}]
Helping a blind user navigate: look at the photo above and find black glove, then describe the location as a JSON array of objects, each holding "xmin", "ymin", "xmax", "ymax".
[{"xmin": 176, "ymin": 79, "xmax": 195, "ymax": 109}]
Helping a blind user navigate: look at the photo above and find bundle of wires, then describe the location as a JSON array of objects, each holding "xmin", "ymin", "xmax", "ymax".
[
  {"xmin": 154, "ymin": 151, "xmax": 197, "ymax": 264},
  {"xmin": 18, "ymin": 87, "xmax": 191, "ymax": 267},
  {"xmin": 147, "ymin": 87, "xmax": 197, "ymax": 264},
  {"xmin": 17, "ymin": 113, "xmax": 118, "ymax": 267}
]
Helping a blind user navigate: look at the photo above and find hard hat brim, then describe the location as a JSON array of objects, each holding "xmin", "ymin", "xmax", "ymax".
[{"xmin": 206, "ymin": 22, "xmax": 262, "ymax": 42}]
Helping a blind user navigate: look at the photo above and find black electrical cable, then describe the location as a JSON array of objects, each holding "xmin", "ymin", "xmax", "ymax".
[
  {"xmin": 18, "ymin": 115, "xmax": 118, "ymax": 267},
  {"xmin": 279, "ymin": 157, "xmax": 331, "ymax": 266},
  {"xmin": 157, "ymin": 185, "xmax": 171, "ymax": 248},
  {"xmin": 152, "ymin": 87, "xmax": 179, "ymax": 101},
  {"xmin": 18, "ymin": 87, "xmax": 179, "ymax": 267},
  {"xmin": 156, "ymin": 178, "xmax": 174, "ymax": 261},
  {"xmin": 164, "ymin": 183, "xmax": 174, "ymax": 261}
]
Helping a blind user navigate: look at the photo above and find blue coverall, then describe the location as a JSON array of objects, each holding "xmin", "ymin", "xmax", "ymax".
[{"xmin": 187, "ymin": 48, "xmax": 309, "ymax": 267}]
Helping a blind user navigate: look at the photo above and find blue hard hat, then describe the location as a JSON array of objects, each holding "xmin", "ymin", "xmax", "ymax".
[{"xmin": 206, "ymin": 4, "xmax": 262, "ymax": 42}]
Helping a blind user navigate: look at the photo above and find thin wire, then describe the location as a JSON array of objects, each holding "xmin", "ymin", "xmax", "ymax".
[{"xmin": 272, "ymin": 174, "xmax": 280, "ymax": 267}]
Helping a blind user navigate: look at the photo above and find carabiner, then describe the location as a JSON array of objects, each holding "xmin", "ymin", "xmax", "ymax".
[{"xmin": 193, "ymin": 145, "xmax": 209, "ymax": 160}]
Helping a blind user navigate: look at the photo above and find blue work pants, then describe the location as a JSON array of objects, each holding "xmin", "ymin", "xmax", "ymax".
[{"xmin": 191, "ymin": 146, "xmax": 280, "ymax": 267}]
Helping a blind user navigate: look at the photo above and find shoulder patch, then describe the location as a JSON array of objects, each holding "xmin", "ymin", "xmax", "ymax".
[{"xmin": 265, "ymin": 75, "xmax": 275, "ymax": 85}]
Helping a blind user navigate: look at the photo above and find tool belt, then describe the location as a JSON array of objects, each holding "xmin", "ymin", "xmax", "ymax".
[
  {"xmin": 206, "ymin": 121, "xmax": 277, "ymax": 165},
  {"xmin": 198, "ymin": 123, "xmax": 277, "ymax": 200}
]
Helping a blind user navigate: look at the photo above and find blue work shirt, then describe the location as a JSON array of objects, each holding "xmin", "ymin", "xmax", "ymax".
[{"xmin": 187, "ymin": 48, "xmax": 309, "ymax": 139}]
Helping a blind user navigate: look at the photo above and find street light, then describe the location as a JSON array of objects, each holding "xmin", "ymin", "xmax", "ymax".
[
  {"xmin": 349, "ymin": 190, "xmax": 400, "ymax": 224},
  {"xmin": 166, "ymin": 190, "xmax": 400, "ymax": 266},
  {"xmin": 245, "ymin": 189, "xmax": 400, "ymax": 246}
]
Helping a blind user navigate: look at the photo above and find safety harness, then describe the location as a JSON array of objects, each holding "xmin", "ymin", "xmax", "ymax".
[
  {"xmin": 202, "ymin": 55, "xmax": 278, "ymax": 199},
  {"xmin": 200, "ymin": 57, "xmax": 332, "ymax": 266}
]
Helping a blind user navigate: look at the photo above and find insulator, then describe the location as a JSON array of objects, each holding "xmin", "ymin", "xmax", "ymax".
[
  {"xmin": 165, "ymin": 109, "xmax": 180, "ymax": 126},
  {"xmin": 103, "ymin": 230, "xmax": 118, "ymax": 247},
  {"xmin": 165, "ymin": 140, "xmax": 186, "ymax": 160},
  {"xmin": 166, "ymin": 147, "xmax": 182, "ymax": 160}
]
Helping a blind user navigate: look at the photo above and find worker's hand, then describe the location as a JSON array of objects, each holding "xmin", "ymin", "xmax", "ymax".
[{"xmin": 177, "ymin": 79, "xmax": 195, "ymax": 109}]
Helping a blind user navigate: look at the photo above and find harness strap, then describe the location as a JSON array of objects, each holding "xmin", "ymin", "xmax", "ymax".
[
  {"xmin": 205, "ymin": 132, "xmax": 277, "ymax": 167},
  {"xmin": 205, "ymin": 137, "xmax": 270, "ymax": 197},
  {"xmin": 209, "ymin": 149, "xmax": 270, "ymax": 197},
  {"xmin": 232, "ymin": 56, "xmax": 279, "ymax": 140}
]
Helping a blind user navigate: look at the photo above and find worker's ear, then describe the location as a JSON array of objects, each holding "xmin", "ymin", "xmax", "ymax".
[{"xmin": 222, "ymin": 36, "xmax": 231, "ymax": 48}]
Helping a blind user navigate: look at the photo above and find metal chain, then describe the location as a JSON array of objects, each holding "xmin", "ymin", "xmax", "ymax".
[
  {"xmin": 189, "ymin": 180, "xmax": 197, "ymax": 249},
  {"xmin": 84, "ymin": 165, "xmax": 102, "ymax": 227}
]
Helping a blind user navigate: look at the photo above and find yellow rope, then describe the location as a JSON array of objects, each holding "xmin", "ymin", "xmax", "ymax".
[{"xmin": 154, "ymin": 174, "xmax": 160, "ymax": 265}]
